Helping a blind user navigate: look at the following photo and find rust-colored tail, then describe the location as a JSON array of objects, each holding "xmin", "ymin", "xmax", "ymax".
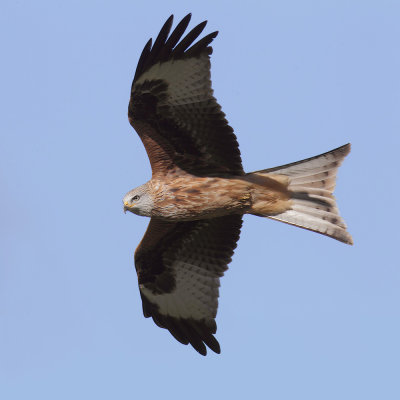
[{"xmin": 248, "ymin": 144, "xmax": 353, "ymax": 245}]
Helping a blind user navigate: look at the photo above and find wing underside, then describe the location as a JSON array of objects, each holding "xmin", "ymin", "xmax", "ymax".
[
  {"xmin": 128, "ymin": 14, "xmax": 243, "ymax": 176},
  {"xmin": 134, "ymin": 215, "xmax": 243, "ymax": 355}
]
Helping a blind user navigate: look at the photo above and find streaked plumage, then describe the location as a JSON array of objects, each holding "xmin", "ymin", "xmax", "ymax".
[{"xmin": 123, "ymin": 14, "xmax": 353, "ymax": 355}]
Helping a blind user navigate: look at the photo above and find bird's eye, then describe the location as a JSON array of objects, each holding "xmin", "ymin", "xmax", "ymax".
[{"xmin": 131, "ymin": 195, "xmax": 140, "ymax": 202}]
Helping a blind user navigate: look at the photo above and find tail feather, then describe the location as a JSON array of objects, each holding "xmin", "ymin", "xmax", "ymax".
[
  {"xmin": 291, "ymin": 204, "xmax": 346, "ymax": 228},
  {"xmin": 252, "ymin": 144, "xmax": 353, "ymax": 245},
  {"xmin": 290, "ymin": 173, "xmax": 337, "ymax": 189}
]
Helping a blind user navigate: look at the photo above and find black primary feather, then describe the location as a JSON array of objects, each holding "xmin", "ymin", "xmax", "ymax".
[{"xmin": 132, "ymin": 14, "xmax": 218, "ymax": 85}]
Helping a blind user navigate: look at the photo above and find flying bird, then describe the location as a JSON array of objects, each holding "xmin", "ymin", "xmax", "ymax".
[{"xmin": 124, "ymin": 14, "xmax": 353, "ymax": 356}]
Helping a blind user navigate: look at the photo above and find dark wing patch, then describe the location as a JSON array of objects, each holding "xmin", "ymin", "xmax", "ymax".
[
  {"xmin": 134, "ymin": 215, "xmax": 243, "ymax": 355},
  {"xmin": 128, "ymin": 14, "xmax": 243, "ymax": 176}
]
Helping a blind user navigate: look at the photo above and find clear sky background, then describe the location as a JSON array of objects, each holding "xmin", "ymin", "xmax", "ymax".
[{"xmin": 1, "ymin": 1, "xmax": 399, "ymax": 399}]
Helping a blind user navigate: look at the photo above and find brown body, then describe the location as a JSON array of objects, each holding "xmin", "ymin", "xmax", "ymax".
[{"xmin": 148, "ymin": 173, "xmax": 291, "ymax": 220}]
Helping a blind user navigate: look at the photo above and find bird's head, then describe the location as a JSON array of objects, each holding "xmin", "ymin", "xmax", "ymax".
[{"xmin": 123, "ymin": 183, "xmax": 153, "ymax": 217}]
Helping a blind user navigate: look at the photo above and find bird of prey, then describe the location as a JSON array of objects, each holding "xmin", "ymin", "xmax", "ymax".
[{"xmin": 123, "ymin": 14, "xmax": 352, "ymax": 356}]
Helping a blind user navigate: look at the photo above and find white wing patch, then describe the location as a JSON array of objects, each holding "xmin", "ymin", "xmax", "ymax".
[
  {"xmin": 140, "ymin": 258, "xmax": 221, "ymax": 320},
  {"xmin": 135, "ymin": 55, "xmax": 211, "ymax": 107}
]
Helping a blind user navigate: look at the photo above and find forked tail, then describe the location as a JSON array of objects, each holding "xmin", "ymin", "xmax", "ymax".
[{"xmin": 250, "ymin": 144, "xmax": 353, "ymax": 244}]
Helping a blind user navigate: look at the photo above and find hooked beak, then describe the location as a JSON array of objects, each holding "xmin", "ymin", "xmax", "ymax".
[{"xmin": 123, "ymin": 201, "xmax": 130, "ymax": 214}]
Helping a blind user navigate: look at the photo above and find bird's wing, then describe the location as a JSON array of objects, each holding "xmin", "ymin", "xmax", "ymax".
[
  {"xmin": 134, "ymin": 214, "xmax": 243, "ymax": 355},
  {"xmin": 128, "ymin": 14, "xmax": 243, "ymax": 177}
]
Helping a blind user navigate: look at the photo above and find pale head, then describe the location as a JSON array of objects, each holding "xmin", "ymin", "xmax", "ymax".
[{"xmin": 123, "ymin": 183, "xmax": 154, "ymax": 217}]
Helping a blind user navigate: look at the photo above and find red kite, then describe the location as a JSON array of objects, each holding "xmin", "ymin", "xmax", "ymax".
[{"xmin": 123, "ymin": 14, "xmax": 352, "ymax": 355}]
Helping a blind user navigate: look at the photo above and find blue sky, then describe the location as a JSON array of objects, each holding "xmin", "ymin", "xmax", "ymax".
[{"xmin": 1, "ymin": 1, "xmax": 399, "ymax": 399}]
